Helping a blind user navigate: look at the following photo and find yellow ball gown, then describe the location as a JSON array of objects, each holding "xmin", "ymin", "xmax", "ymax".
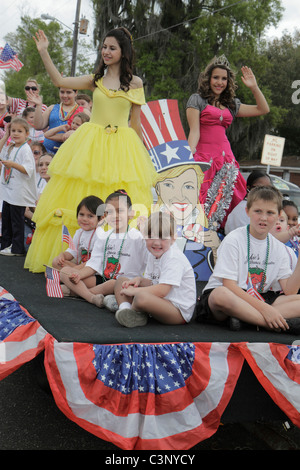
[{"xmin": 24, "ymin": 78, "xmax": 157, "ymax": 272}]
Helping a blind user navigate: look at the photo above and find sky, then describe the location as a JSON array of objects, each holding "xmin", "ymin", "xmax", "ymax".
[{"xmin": 0, "ymin": 0, "xmax": 299, "ymax": 58}]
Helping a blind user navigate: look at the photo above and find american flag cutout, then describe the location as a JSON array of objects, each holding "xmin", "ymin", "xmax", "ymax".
[
  {"xmin": 141, "ymin": 99, "xmax": 210, "ymax": 173},
  {"xmin": 246, "ymin": 274, "xmax": 265, "ymax": 301},
  {"xmin": 0, "ymin": 43, "xmax": 23, "ymax": 72},
  {"xmin": 239, "ymin": 343, "xmax": 300, "ymax": 428},
  {"xmin": 44, "ymin": 339, "xmax": 244, "ymax": 450},
  {"xmin": 45, "ymin": 266, "xmax": 63, "ymax": 298},
  {"xmin": 0, "ymin": 288, "xmax": 48, "ymax": 380},
  {"xmin": 62, "ymin": 225, "xmax": 75, "ymax": 250}
]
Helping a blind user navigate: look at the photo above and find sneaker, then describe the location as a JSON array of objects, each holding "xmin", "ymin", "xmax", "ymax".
[
  {"xmin": 286, "ymin": 318, "xmax": 300, "ymax": 335},
  {"xmin": 0, "ymin": 245, "xmax": 24, "ymax": 256},
  {"xmin": 229, "ymin": 317, "xmax": 242, "ymax": 331},
  {"xmin": 91, "ymin": 294, "xmax": 104, "ymax": 308},
  {"xmin": 0, "ymin": 246, "xmax": 13, "ymax": 256},
  {"xmin": 103, "ymin": 294, "xmax": 119, "ymax": 312},
  {"xmin": 115, "ymin": 308, "xmax": 148, "ymax": 328}
]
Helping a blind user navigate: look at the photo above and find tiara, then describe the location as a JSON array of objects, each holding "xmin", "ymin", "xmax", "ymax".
[{"xmin": 213, "ymin": 54, "xmax": 230, "ymax": 68}]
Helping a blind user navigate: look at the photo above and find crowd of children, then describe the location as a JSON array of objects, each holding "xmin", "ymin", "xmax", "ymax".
[{"xmin": 0, "ymin": 97, "xmax": 300, "ymax": 334}]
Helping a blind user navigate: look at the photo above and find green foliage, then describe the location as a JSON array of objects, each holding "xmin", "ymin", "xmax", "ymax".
[
  {"xmin": 2, "ymin": 16, "xmax": 95, "ymax": 106},
  {"xmin": 4, "ymin": 1, "xmax": 299, "ymax": 159}
]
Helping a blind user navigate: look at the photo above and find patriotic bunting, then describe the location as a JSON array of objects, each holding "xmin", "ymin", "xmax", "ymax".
[
  {"xmin": 0, "ymin": 285, "xmax": 299, "ymax": 449},
  {"xmin": 0, "ymin": 288, "xmax": 48, "ymax": 380},
  {"xmin": 239, "ymin": 342, "xmax": 300, "ymax": 428},
  {"xmin": 43, "ymin": 339, "xmax": 244, "ymax": 450}
]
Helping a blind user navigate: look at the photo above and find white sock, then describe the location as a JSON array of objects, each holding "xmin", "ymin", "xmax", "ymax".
[{"xmin": 118, "ymin": 302, "xmax": 132, "ymax": 310}]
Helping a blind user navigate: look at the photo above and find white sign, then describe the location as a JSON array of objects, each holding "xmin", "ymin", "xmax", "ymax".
[{"xmin": 261, "ymin": 134, "xmax": 285, "ymax": 167}]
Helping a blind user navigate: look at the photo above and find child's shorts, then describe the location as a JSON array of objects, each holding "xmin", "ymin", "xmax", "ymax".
[{"xmin": 196, "ymin": 288, "xmax": 284, "ymax": 323}]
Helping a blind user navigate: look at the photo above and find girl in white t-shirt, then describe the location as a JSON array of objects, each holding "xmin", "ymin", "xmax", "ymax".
[
  {"xmin": 0, "ymin": 118, "xmax": 37, "ymax": 255},
  {"xmin": 52, "ymin": 195, "xmax": 104, "ymax": 270},
  {"xmin": 114, "ymin": 211, "xmax": 197, "ymax": 328},
  {"xmin": 59, "ymin": 190, "xmax": 148, "ymax": 308}
]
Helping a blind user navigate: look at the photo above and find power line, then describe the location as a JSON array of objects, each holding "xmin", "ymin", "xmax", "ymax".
[{"xmin": 134, "ymin": 0, "xmax": 248, "ymax": 41}]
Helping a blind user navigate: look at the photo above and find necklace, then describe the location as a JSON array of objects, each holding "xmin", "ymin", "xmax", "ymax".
[
  {"xmin": 59, "ymin": 103, "xmax": 79, "ymax": 122},
  {"xmin": 102, "ymin": 225, "xmax": 129, "ymax": 281},
  {"xmin": 3, "ymin": 142, "xmax": 26, "ymax": 185},
  {"xmin": 77, "ymin": 229, "xmax": 96, "ymax": 264},
  {"xmin": 247, "ymin": 224, "xmax": 269, "ymax": 293}
]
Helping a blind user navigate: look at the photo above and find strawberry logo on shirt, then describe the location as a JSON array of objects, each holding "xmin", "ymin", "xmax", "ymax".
[
  {"xmin": 249, "ymin": 267, "xmax": 264, "ymax": 291},
  {"xmin": 104, "ymin": 257, "xmax": 121, "ymax": 279}
]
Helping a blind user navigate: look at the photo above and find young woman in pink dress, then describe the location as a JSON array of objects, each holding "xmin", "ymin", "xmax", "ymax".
[{"xmin": 186, "ymin": 56, "xmax": 269, "ymax": 225}]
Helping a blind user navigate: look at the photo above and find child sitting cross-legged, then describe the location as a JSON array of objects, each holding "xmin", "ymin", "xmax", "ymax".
[
  {"xmin": 114, "ymin": 211, "xmax": 197, "ymax": 328},
  {"xmin": 197, "ymin": 186, "xmax": 300, "ymax": 334}
]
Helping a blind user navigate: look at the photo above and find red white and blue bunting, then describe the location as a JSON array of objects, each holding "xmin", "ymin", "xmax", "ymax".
[{"xmin": 0, "ymin": 286, "xmax": 299, "ymax": 450}]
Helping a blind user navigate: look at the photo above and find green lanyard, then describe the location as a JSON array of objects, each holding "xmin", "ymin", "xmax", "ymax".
[
  {"xmin": 102, "ymin": 225, "xmax": 129, "ymax": 281},
  {"xmin": 247, "ymin": 224, "xmax": 269, "ymax": 293},
  {"xmin": 3, "ymin": 143, "xmax": 26, "ymax": 185}
]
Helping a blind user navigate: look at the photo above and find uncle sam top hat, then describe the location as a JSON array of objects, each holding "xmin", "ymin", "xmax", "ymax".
[{"xmin": 141, "ymin": 99, "xmax": 210, "ymax": 173}]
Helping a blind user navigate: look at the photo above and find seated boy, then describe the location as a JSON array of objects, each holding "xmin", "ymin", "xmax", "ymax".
[{"xmin": 197, "ymin": 186, "xmax": 300, "ymax": 334}]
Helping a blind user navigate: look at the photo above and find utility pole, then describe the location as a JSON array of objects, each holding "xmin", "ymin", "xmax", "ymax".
[{"xmin": 71, "ymin": 0, "xmax": 81, "ymax": 76}]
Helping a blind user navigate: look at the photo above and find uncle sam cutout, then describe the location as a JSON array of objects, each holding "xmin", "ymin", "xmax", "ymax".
[{"xmin": 141, "ymin": 99, "xmax": 223, "ymax": 281}]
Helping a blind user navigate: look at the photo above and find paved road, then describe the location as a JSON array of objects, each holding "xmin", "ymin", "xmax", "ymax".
[{"xmin": 0, "ymin": 356, "xmax": 299, "ymax": 451}]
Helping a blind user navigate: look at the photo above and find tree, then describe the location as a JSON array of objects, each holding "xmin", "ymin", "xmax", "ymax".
[
  {"xmin": 262, "ymin": 31, "xmax": 300, "ymax": 155},
  {"xmin": 91, "ymin": 0, "xmax": 284, "ymax": 160},
  {"xmin": 2, "ymin": 16, "xmax": 94, "ymax": 106}
]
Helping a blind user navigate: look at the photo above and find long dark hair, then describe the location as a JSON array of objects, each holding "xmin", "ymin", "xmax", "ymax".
[
  {"xmin": 198, "ymin": 60, "xmax": 237, "ymax": 110},
  {"xmin": 93, "ymin": 27, "xmax": 134, "ymax": 91}
]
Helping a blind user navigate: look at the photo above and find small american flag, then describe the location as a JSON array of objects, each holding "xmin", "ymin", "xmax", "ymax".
[
  {"xmin": 0, "ymin": 43, "xmax": 23, "ymax": 72},
  {"xmin": 62, "ymin": 225, "xmax": 75, "ymax": 250},
  {"xmin": 247, "ymin": 275, "xmax": 265, "ymax": 302},
  {"xmin": 45, "ymin": 266, "xmax": 63, "ymax": 298}
]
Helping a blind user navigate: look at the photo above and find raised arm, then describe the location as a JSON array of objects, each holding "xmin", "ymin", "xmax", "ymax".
[
  {"xmin": 237, "ymin": 66, "xmax": 270, "ymax": 118},
  {"xmin": 33, "ymin": 30, "xmax": 94, "ymax": 91}
]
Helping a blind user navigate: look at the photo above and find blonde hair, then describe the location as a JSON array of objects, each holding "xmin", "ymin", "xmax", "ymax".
[
  {"xmin": 26, "ymin": 78, "xmax": 40, "ymax": 90},
  {"xmin": 144, "ymin": 212, "xmax": 177, "ymax": 239}
]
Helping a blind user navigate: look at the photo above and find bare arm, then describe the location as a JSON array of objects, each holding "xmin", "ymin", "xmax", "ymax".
[
  {"xmin": 44, "ymin": 124, "xmax": 69, "ymax": 141},
  {"xmin": 33, "ymin": 30, "xmax": 94, "ymax": 91},
  {"xmin": 186, "ymin": 107, "xmax": 200, "ymax": 154},
  {"xmin": 237, "ymin": 66, "xmax": 270, "ymax": 117},
  {"xmin": 279, "ymin": 255, "xmax": 300, "ymax": 295},
  {"xmin": 2, "ymin": 160, "xmax": 27, "ymax": 174}
]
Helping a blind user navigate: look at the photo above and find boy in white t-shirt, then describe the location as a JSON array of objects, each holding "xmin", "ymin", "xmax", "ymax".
[
  {"xmin": 114, "ymin": 212, "xmax": 196, "ymax": 328},
  {"xmin": 198, "ymin": 186, "xmax": 300, "ymax": 334}
]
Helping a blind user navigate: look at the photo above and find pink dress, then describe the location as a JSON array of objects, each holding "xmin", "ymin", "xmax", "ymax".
[{"xmin": 187, "ymin": 95, "xmax": 247, "ymax": 223}]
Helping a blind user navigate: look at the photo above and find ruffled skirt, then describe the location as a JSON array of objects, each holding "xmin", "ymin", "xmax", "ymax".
[{"xmin": 24, "ymin": 122, "xmax": 156, "ymax": 272}]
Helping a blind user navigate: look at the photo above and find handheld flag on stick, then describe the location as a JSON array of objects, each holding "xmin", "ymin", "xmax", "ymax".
[
  {"xmin": 246, "ymin": 274, "xmax": 265, "ymax": 302},
  {"xmin": 45, "ymin": 266, "xmax": 63, "ymax": 298},
  {"xmin": 62, "ymin": 225, "xmax": 75, "ymax": 250},
  {"xmin": 0, "ymin": 43, "xmax": 23, "ymax": 72}
]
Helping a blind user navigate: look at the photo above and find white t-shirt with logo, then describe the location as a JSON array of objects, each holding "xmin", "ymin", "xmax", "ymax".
[
  {"xmin": 204, "ymin": 226, "xmax": 292, "ymax": 293},
  {"xmin": 86, "ymin": 227, "xmax": 148, "ymax": 279},
  {"xmin": 66, "ymin": 228, "xmax": 97, "ymax": 264},
  {"xmin": 144, "ymin": 243, "xmax": 196, "ymax": 322}
]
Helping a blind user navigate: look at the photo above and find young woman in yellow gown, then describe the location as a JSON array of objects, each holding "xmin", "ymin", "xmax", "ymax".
[{"xmin": 25, "ymin": 28, "xmax": 156, "ymax": 273}]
